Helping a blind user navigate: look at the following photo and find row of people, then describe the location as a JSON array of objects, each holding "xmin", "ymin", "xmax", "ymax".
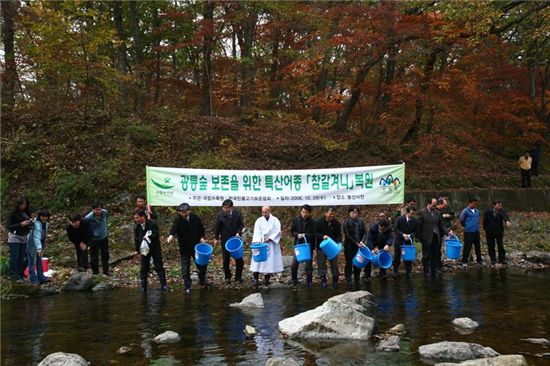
[{"xmin": 6, "ymin": 195, "xmax": 512, "ymax": 290}]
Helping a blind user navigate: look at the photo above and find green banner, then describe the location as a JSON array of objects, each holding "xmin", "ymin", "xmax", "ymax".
[{"xmin": 146, "ymin": 164, "xmax": 405, "ymax": 206}]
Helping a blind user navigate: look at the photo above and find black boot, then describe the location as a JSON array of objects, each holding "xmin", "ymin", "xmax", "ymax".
[
  {"xmin": 306, "ymin": 273, "xmax": 313, "ymax": 288},
  {"xmin": 140, "ymin": 279, "xmax": 147, "ymax": 293},
  {"xmin": 332, "ymin": 276, "xmax": 339, "ymax": 289},
  {"xmin": 392, "ymin": 266, "xmax": 400, "ymax": 278},
  {"xmin": 159, "ymin": 273, "xmax": 168, "ymax": 291},
  {"xmin": 345, "ymin": 278, "xmax": 352, "ymax": 290},
  {"xmin": 264, "ymin": 274, "xmax": 271, "ymax": 287},
  {"xmin": 354, "ymin": 275, "xmax": 360, "ymax": 288},
  {"xmin": 321, "ymin": 276, "xmax": 328, "ymax": 288},
  {"xmin": 253, "ymin": 272, "xmax": 260, "ymax": 289}
]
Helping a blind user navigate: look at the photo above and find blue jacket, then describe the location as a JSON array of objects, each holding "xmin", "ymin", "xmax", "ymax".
[
  {"xmin": 84, "ymin": 209, "xmax": 109, "ymax": 240},
  {"xmin": 28, "ymin": 221, "xmax": 48, "ymax": 253},
  {"xmin": 459, "ymin": 207, "xmax": 480, "ymax": 233}
]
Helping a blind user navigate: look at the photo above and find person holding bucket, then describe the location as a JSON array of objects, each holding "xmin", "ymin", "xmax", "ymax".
[
  {"xmin": 417, "ymin": 198, "xmax": 451, "ymax": 277},
  {"xmin": 290, "ymin": 204, "xmax": 316, "ymax": 287},
  {"xmin": 393, "ymin": 207, "xmax": 419, "ymax": 279},
  {"xmin": 167, "ymin": 203, "xmax": 208, "ymax": 292},
  {"xmin": 365, "ymin": 219, "xmax": 394, "ymax": 279},
  {"xmin": 214, "ymin": 199, "xmax": 245, "ymax": 285},
  {"xmin": 315, "ymin": 206, "xmax": 342, "ymax": 289},
  {"xmin": 343, "ymin": 206, "xmax": 367, "ymax": 288},
  {"xmin": 135, "ymin": 209, "xmax": 167, "ymax": 293},
  {"xmin": 250, "ymin": 206, "xmax": 283, "ymax": 288},
  {"xmin": 27, "ymin": 209, "xmax": 51, "ymax": 285}
]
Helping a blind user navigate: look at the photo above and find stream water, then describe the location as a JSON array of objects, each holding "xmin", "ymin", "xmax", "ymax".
[{"xmin": 2, "ymin": 269, "xmax": 549, "ymax": 365}]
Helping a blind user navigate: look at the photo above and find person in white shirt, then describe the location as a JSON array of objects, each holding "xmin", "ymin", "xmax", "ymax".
[{"xmin": 250, "ymin": 206, "xmax": 283, "ymax": 288}]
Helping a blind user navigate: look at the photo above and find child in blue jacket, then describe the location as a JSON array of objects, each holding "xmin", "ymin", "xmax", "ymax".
[{"xmin": 27, "ymin": 209, "xmax": 51, "ymax": 285}]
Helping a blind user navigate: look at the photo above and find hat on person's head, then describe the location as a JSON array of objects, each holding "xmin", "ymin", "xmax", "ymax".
[{"xmin": 177, "ymin": 203, "xmax": 191, "ymax": 212}]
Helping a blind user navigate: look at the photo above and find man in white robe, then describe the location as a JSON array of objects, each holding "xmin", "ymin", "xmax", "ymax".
[{"xmin": 250, "ymin": 206, "xmax": 283, "ymax": 287}]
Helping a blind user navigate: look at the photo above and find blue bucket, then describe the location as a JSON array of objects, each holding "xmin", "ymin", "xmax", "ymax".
[
  {"xmin": 194, "ymin": 243, "xmax": 213, "ymax": 266},
  {"xmin": 445, "ymin": 235, "xmax": 462, "ymax": 260},
  {"xmin": 353, "ymin": 246, "xmax": 373, "ymax": 268},
  {"xmin": 320, "ymin": 237, "xmax": 342, "ymax": 261},
  {"xmin": 401, "ymin": 239, "xmax": 416, "ymax": 261},
  {"xmin": 225, "ymin": 237, "xmax": 244, "ymax": 260},
  {"xmin": 251, "ymin": 242, "xmax": 269, "ymax": 262},
  {"xmin": 372, "ymin": 250, "xmax": 392, "ymax": 269},
  {"xmin": 294, "ymin": 238, "xmax": 312, "ymax": 263}
]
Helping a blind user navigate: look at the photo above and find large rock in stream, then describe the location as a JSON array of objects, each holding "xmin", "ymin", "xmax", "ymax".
[
  {"xmin": 435, "ymin": 355, "xmax": 527, "ymax": 366},
  {"xmin": 63, "ymin": 272, "xmax": 96, "ymax": 291},
  {"xmin": 153, "ymin": 330, "xmax": 181, "ymax": 344},
  {"xmin": 38, "ymin": 352, "xmax": 89, "ymax": 366},
  {"xmin": 419, "ymin": 341, "xmax": 499, "ymax": 362},
  {"xmin": 278, "ymin": 291, "xmax": 376, "ymax": 340},
  {"xmin": 265, "ymin": 357, "xmax": 301, "ymax": 366},
  {"xmin": 230, "ymin": 293, "xmax": 264, "ymax": 308}
]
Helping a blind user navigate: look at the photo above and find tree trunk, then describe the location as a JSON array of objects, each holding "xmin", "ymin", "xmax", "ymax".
[
  {"xmin": 200, "ymin": 1, "xmax": 215, "ymax": 116},
  {"xmin": 112, "ymin": 1, "xmax": 127, "ymax": 74},
  {"xmin": 129, "ymin": 1, "xmax": 143, "ymax": 112},
  {"xmin": 129, "ymin": 1, "xmax": 142, "ymax": 66},
  {"xmin": 152, "ymin": 5, "xmax": 161, "ymax": 106},
  {"xmin": 402, "ymin": 48, "xmax": 439, "ymax": 143},
  {"xmin": 268, "ymin": 27, "xmax": 281, "ymax": 108},
  {"xmin": 334, "ymin": 58, "xmax": 379, "ymax": 131},
  {"xmin": 237, "ymin": 8, "xmax": 257, "ymax": 116},
  {"xmin": 312, "ymin": 17, "xmax": 340, "ymax": 122},
  {"xmin": 1, "ymin": 0, "xmax": 17, "ymax": 116}
]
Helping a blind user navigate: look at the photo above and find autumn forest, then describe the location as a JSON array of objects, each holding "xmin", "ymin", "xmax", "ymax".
[{"xmin": 1, "ymin": 1, "xmax": 549, "ymax": 209}]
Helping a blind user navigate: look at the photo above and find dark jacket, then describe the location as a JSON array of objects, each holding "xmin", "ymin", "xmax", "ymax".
[
  {"xmin": 7, "ymin": 211, "xmax": 32, "ymax": 236},
  {"xmin": 314, "ymin": 217, "xmax": 342, "ymax": 246},
  {"xmin": 290, "ymin": 216, "xmax": 316, "ymax": 245},
  {"xmin": 367, "ymin": 222, "xmax": 394, "ymax": 249},
  {"xmin": 483, "ymin": 208, "xmax": 510, "ymax": 236},
  {"xmin": 214, "ymin": 210, "xmax": 244, "ymax": 244},
  {"xmin": 393, "ymin": 214, "xmax": 419, "ymax": 246},
  {"xmin": 170, "ymin": 213, "xmax": 205, "ymax": 254},
  {"xmin": 439, "ymin": 206, "xmax": 455, "ymax": 229},
  {"xmin": 66, "ymin": 221, "xmax": 91, "ymax": 246},
  {"xmin": 343, "ymin": 217, "xmax": 367, "ymax": 247},
  {"xmin": 134, "ymin": 206, "xmax": 158, "ymax": 222},
  {"xmin": 134, "ymin": 220, "xmax": 161, "ymax": 253},
  {"xmin": 417, "ymin": 207, "xmax": 448, "ymax": 244}
]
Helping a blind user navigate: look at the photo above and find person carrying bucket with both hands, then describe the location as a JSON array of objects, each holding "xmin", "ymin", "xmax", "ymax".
[
  {"xmin": 365, "ymin": 219, "xmax": 394, "ymax": 279},
  {"xmin": 392, "ymin": 207, "xmax": 419, "ymax": 279},
  {"xmin": 250, "ymin": 206, "xmax": 284, "ymax": 288},
  {"xmin": 314, "ymin": 206, "xmax": 342, "ymax": 289},
  {"xmin": 290, "ymin": 204, "xmax": 316, "ymax": 288},
  {"xmin": 343, "ymin": 206, "xmax": 368, "ymax": 288},
  {"xmin": 214, "ymin": 199, "xmax": 245, "ymax": 285},
  {"xmin": 167, "ymin": 203, "xmax": 208, "ymax": 293}
]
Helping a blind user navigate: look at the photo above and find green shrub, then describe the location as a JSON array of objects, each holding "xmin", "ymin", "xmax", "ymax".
[
  {"xmin": 0, "ymin": 256, "xmax": 9, "ymax": 277},
  {"xmin": 126, "ymin": 124, "xmax": 157, "ymax": 145},
  {"xmin": 51, "ymin": 169, "xmax": 95, "ymax": 210},
  {"xmin": 188, "ymin": 151, "xmax": 240, "ymax": 169}
]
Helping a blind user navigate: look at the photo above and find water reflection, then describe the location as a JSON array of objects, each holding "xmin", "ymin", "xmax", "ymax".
[
  {"xmin": 1, "ymin": 270, "xmax": 549, "ymax": 366},
  {"xmin": 139, "ymin": 290, "xmax": 168, "ymax": 359}
]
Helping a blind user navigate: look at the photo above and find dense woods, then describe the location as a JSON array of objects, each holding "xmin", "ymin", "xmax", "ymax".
[{"xmin": 1, "ymin": 1, "xmax": 549, "ymax": 209}]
